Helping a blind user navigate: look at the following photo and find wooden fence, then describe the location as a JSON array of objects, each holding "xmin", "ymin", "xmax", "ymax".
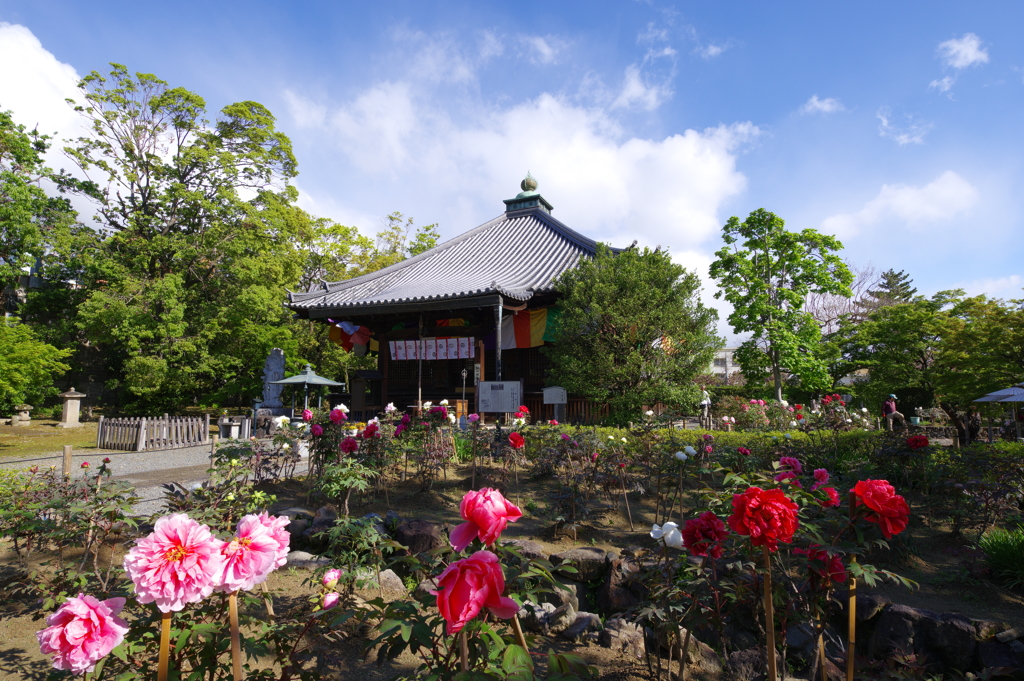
[{"xmin": 96, "ymin": 414, "xmax": 210, "ymax": 452}]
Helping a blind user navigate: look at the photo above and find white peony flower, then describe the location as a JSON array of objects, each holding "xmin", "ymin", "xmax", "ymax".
[
  {"xmin": 423, "ymin": 401, "xmax": 433, "ymax": 409},
  {"xmin": 274, "ymin": 415, "xmax": 290, "ymax": 428},
  {"xmin": 684, "ymin": 446, "xmax": 697, "ymax": 456},
  {"xmin": 645, "ymin": 410, "xmax": 655, "ymax": 417},
  {"xmin": 790, "ymin": 421, "xmax": 797, "ymax": 428},
  {"xmin": 337, "ymin": 403, "xmax": 349, "ymax": 413},
  {"xmin": 650, "ymin": 522, "xmax": 683, "ymax": 549},
  {"xmin": 621, "ymin": 437, "xmax": 627, "ymax": 443},
  {"xmin": 780, "ymin": 400, "xmax": 789, "ymax": 407},
  {"xmin": 440, "ymin": 399, "xmax": 449, "ymax": 406},
  {"xmin": 282, "ymin": 443, "xmax": 291, "ymax": 450},
  {"xmin": 385, "ymin": 403, "xmax": 396, "ymax": 413},
  {"xmin": 448, "ymin": 413, "xmax": 456, "ymax": 424},
  {"xmin": 675, "ymin": 451, "xmax": 688, "ymax": 462},
  {"xmin": 861, "ymin": 407, "xmax": 868, "ymax": 413}
]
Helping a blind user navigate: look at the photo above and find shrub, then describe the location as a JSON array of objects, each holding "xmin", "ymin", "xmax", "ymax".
[{"xmin": 979, "ymin": 525, "xmax": 1024, "ymax": 589}]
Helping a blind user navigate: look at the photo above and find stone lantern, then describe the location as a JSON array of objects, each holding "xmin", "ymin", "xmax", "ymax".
[
  {"xmin": 13, "ymin": 404, "xmax": 33, "ymax": 427},
  {"xmin": 56, "ymin": 389, "xmax": 86, "ymax": 429}
]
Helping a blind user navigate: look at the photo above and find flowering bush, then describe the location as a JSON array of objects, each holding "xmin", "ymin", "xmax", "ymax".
[{"xmin": 906, "ymin": 434, "xmax": 930, "ymax": 450}]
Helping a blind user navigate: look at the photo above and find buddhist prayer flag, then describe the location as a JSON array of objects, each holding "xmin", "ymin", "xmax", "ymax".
[
  {"xmin": 450, "ymin": 338, "xmax": 460, "ymax": 359},
  {"xmin": 500, "ymin": 308, "xmax": 548, "ymax": 350},
  {"xmin": 388, "ymin": 337, "xmax": 475, "ymax": 360}
]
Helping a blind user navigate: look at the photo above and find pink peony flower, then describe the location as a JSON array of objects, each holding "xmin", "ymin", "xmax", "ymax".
[
  {"xmin": 36, "ymin": 593, "xmax": 129, "ymax": 675},
  {"xmin": 774, "ymin": 471, "xmax": 803, "ymax": 488},
  {"xmin": 310, "ymin": 424, "xmax": 324, "ymax": 437},
  {"xmin": 591, "ymin": 452, "xmax": 599, "ymax": 462},
  {"xmin": 561, "ymin": 433, "xmax": 571, "ymax": 441},
  {"xmin": 329, "ymin": 409, "xmax": 346, "ymax": 424},
  {"xmin": 255, "ymin": 513, "xmax": 290, "ymax": 570},
  {"xmin": 322, "ymin": 592, "xmax": 339, "ymax": 609},
  {"xmin": 779, "ymin": 456, "xmax": 803, "ymax": 474},
  {"xmin": 123, "ymin": 513, "xmax": 225, "ymax": 612},
  {"xmin": 323, "ymin": 569, "xmax": 341, "ymax": 586},
  {"xmin": 102, "ymin": 457, "xmax": 111, "ymax": 464},
  {"xmin": 431, "ymin": 550, "xmax": 518, "ymax": 634},
  {"xmin": 738, "ymin": 447, "xmax": 751, "ymax": 456},
  {"xmin": 549, "ymin": 419, "xmax": 559, "ymax": 425},
  {"xmin": 81, "ymin": 462, "xmax": 89, "ymax": 468},
  {"xmin": 302, "ymin": 409, "xmax": 313, "ymax": 422},
  {"xmin": 468, "ymin": 413, "xmax": 479, "ymax": 423},
  {"xmin": 818, "ymin": 487, "xmax": 841, "ymax": 508},
  {"xmin": 215, "ymin": 514, "xmax": 282, "ymax": 593},
  {"xmin": 813, "ymin": 468, "xmax": 830, "ymax": 487},
  {"xmin": 340, "ymin": 437, "xmax": 358, "ymax": 454},
  {"xmin": 704, "ymin": 445, "xmax": 713, "ymax": 454},
  {"xmin": 450, "ymin": 488, "xmax": 522, "ymax": 551}
]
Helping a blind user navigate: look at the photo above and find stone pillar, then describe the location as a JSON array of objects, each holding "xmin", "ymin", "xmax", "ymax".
[{"xmin": 56, "ymin": 388, "xmax": 87, "ymax": 428}]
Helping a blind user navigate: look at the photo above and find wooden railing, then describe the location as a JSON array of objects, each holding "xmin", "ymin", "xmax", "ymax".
[{"xmin": 96, "ymin": 414, "xmax": 210, "ymax": 452}]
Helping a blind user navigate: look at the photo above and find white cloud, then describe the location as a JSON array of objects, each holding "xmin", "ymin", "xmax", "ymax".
[
  {"xmin": 929, "ymin": 76, "xmax": 955, "ymax": 93},
  {"xmin": 637, "ymin": 22, "xmax": 669, "ymax": 44},
  {"xmin": 877, "ymin": 106, "xmax": 932, "ymax": 145},
  {"xmin": 955, "ymin": 275, "xmax": 1024, "ymax": 300},
  {"xmin": 799, "ymin": 95, "xmax": 845, "ymax": 115},
  {"xmin": 821, "ymin": 171, "xmax": 978, "ymax": 238},
  {"xmin": 611, "ymin": 64, "xmax": 672, "ymax": 110},
  {"xmin": 519, "ymin": 35, "xmax": 562, "ymax": 65},
  {"xmin": 697, "ymin": 43, "xmax": 726, "ymax": 59},
  {"xmin": 937, "ymin": 33, "xmax": 989, "ymax": 69}
]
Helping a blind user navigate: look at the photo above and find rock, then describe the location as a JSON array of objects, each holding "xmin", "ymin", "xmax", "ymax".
[
  {"xmin": 542, "ymin": 580, "xmax": 579, "ymax": 611},
  {"xmin": 786, "ymin": 623, "xmax": 844, "ymax": 664},
  {"xmin": 1009, "ymin": 639, "xmax": 1024, "ymax": 655},
  {"xmin": 286, "ymin": 550, "xmax": 329, "ymax": 570},
  {"xmin": 869, "ymin": 604, "xmax": 927, "ymax": 661},
  {"xmin": 997, "ymin": 626, "xmax": 1024, "ymax": 643},
  {"xmin": 501, "ymin": 538, "xmax": 549, "ymax": 562},
  {"xmin": 597, "ymin": 559, "xmax": 640, "ymax": 614},
  {"xmin": 920, "ymin": 612, "xmax": 976, "ymax": 672},
  {"xmin": 856, "ymin": 593, "xmax": 891, "ymax": 622},
  {"xmin": 286, "ymin": 517, "xmax": 310, "ymax": 541},
  {"xmin": 546, "ymin": 603, "xmax": 577, "ymax": 635},
  {"xmin": 519, "ymin": 602, "xmax": 556, "ymax": 633},
  {"xmin": 375, "ymin": 568, "xmax": 406, "ymax": 594},
  {"xmin": 551, "ymin": 547, "xmax": 609, "ymax": 582},
  {"xmin": 725, "ymin": 648, "xmax": 766, "ymax": 681},
  {"xmin": 414, "ymin": 577, "xmax": 438, "ymax": 601},
  {"xmin": 302, "ymin": 506, "xmax": 339, "ymax": 550},
  {"xmin": 277, "ymin": 506, "xmax": 313, "ymax": 519},
  {"xmin": 562, "ymin": 612, "xmax": 601, "ymax": 641},
  {"xmin": 383, "ymin": 510, "xmax": 403, "ymax": 533},
  {"xmin": 362, "ymin": 512, "xmax": 386, "ymax": 537},
  {"xmin": 977, "ymin": 641, "xmax": 1024, "ymax": 679},
  {"xmin": 976, "ymin": 620, "xmax": 1010, "ymax": 641},
  {"xmin": 598, "ymin": 618, "xmax": 645, "ymax": 659},
  {"xmin": 807, "ymin": 654, "xmax": 845, "ymax": 681},
  {"xmin": 394, "ymin": 519, "xmax": 445, "ymax": 555}
]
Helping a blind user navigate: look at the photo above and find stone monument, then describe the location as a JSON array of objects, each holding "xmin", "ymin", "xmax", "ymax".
[
  {"xmin": 255, "ymin": 348, "xmax": 291, "ymax": 437},
  {"xmin": 56, "ymin": 388, "xmax": 87, "ymax": 429},
  {"xmin": 262, "ymin": 348, "xmax": 286, "ymax": 408},
  {"xmin": 13, "ymin": 404, "xmax": 33, "ymax": 428}
]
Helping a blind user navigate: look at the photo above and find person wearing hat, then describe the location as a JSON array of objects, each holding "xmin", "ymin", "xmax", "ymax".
[{"xmin": 882, "ymin": 394, "xmax": 906, "ymax": 431}]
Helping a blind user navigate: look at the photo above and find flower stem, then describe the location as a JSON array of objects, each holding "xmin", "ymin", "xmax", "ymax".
[
  {"xmin": 157, "ymin": 611, "xmax": 172, "ymax": 681},
  {"xmin": 459, "ymin": 630, "xmax": 469, "ymax": 672},
  {"xmin": 763, "ymin": 545, "xmax": 777, "ymax": 681}
]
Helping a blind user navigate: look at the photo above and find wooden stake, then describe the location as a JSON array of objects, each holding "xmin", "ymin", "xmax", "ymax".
[
  {"xmin": 620, "ymin": 466, "xmax": 634, "ymax": 531},
  {"xmin": 511, "ymin": 615, "xmax": 531, "ymax": 664},
  {"xmin": 157, "ymin": 612, "xmax": 172, "ymax": 681},
  {"xmin": 229, "ymin": 592, "xmax": 243, "ymax": 681},
  {"xmin": 846, "ymin": 490, "xmax": 857, "ymax": 681},
  {"xmin": 62, "ymin": 445, "xmax": 73, "ymax": 479},
  {"xmin": 763, "ymin": 545, "xmax": 777, "ymax": 681},
  {"xmin": 819, "ymin": 627, "xmax": 828, "ymax": 681},
  {"xmin": 460, "ymin": 630, "xmax": 469, "ymax": 672},
  {"xmin": 260, "ymin": 581, "xmax": 275, "ymax": 618}
]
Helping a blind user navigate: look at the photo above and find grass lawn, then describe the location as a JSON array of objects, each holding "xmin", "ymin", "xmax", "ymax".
[{"xmin": 0, "ymin": 419, "xmax": 103, "ymax": 459}]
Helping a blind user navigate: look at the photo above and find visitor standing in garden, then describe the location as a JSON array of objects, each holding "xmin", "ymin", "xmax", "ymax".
[{"xmin": 883, "ymin": 394, "xmax": 906, "ymax": 431}]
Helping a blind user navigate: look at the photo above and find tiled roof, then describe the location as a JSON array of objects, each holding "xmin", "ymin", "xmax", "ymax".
[{"xmin": 287, "ymin": 202, "xmax": 615, "ymax": 314}]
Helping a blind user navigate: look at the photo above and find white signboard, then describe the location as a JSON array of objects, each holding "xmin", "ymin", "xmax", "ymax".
[
  {"xmin": 542, "ymin": 386, "xmax": 567, "ymax": 404},
  {"xmin": 478, "ymin": 381, "xmax": 523, "ymax": 413}
]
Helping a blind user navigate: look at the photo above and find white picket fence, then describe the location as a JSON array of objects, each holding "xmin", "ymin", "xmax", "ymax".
[{"xmin": 96, "ymin": 414, "xmax": 210, "ymax": 451}]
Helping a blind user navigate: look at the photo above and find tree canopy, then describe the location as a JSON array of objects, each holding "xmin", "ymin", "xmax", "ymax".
[
  {"xmin": 709, "ymin": 208, "xmax": 852, "ymax": 400},
  {"xmin": 545, "ymin": 245, "xmax": 721, "ymax": 422}
]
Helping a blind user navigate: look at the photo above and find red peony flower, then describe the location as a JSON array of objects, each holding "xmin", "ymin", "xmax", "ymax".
[
  {"xmin": 794, "ymin": 404, "xmax": 803, "ymax": 411},
  {"xmin": 796, "ymin": 413, "xmax": 804, "ymax": 420},
  {"xmin": 818, "ymin": 487, "xmax": 841, "ymax": 508},
  {"xmin": 682, "ymin": 511, "xmax": 728, "ymax": 559},
  {"xmin": 450, "ymin": 488, "xmax": 522, "ymax": 551},
  {"xmin": 779, "ymin": 456, "xmax": 803, "ymax": 474},
  {"xmin": 738, "ymin": 447, "xmax": 751, "ymax": 456},
  {"xmin": 363, "ymin": 423, "xmax": 379, "ymax": 439},
  {"xmin": 310, "ymin": 424, "xmax": 323, "ymax": 437},
  {"xmin": 795, "ymin": 545, "xmax": 847, "ymax": 583},
  {"xmin": 431, "ymin": 550, "xmax": 519, "ymax": 634},
  {"xmin": 727, "ymin": 487, "xmax": 799, "ymax": 552},
  {"xmin": 774, "ymin": 471, "xmax": 803, "ymax": 488},
  {"xmin": 851, "ymin": 479, "xmax": 910, "ymax": 538},
  {"xmin": 508, "ymin": 432, "xmax": 525, "ymax": 449},
  {"xmin": 302, "ymin": 409, "xmax": 313, "ymax": 422},
  {"xmin": 518, "ymin": 405, "xmax": 529, "ymax": 414},
  {"xmin": 340, "ymin": 437, "xmax": 358, "ymax": 454},
  {"xmin": 906, "ymin": 435, "xmax": 929, "ymax": 450}
]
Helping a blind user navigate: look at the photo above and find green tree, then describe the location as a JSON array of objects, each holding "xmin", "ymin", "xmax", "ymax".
[
  {"xmin": 546, "ymin": 245, "xmax": 721, "ymax": 422},
  {"xmin": 709, "ymin": 208, "xmax": 852, "ymax": 401},
  {"xmin": 0, "ymin": 109, "xmax": 81, "ymax": 310},
  {"xmin": 0, "ymin": 319, "xmax": 71, "ymax": 413},
  {"xmin": 59, "ymin": 64, "xmax": 306, "ymax": 411},
  {"xmin": 352, "ymin": 211, "xmax": 439, "ymax": 274},
  {"xmin": 855, "ymin": 268, "xmax": 917, "ymax": 316}
]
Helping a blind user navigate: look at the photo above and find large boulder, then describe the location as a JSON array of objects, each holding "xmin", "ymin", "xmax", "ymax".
[
  {"xmin": 920, "ymin": 612, "xmax": 977, "ymax": 672},
  {"xmin": 598, "ymin": 618, "xmax": 645, "ymax": 660},
  {"xmin": 285, "ymin": 550, "xmax": 330, "ymax": 570},
  {"xmin": 302, "ymin": 506, "xmax": 339, "ymax": 550},
  {"xmin": 977, "ymin": 641, "xmax": 1024, "ymax": 680},
  {"xmin": 597, "ymin": 558, "xmax": 640, "ymax": 614},
  {"xmin": 517, "ymin": 601, "xmax": 577, "ymax": 635},
  {"xmin": 562, "ymin": 612, "xmax": 601, "ymax": 642},
  {"xmin": 869, "ymin": 604, "xmax": 927, "ymax": 661},
  {"xmin": 551, "ymin": 547, "xmax": 610, "ymax": 582},
  {"xmin": 501, "ymin": 538, "xmax": 550, "ymax": 562},
  {"xmin": 394, "ymin": 519, "xmax": 446, "ymax": 555}
]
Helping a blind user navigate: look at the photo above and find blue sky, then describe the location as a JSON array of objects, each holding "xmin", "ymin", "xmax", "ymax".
[{"xmin": 2, "ymin": 1, "xmax": 1022, "ymax": 340}]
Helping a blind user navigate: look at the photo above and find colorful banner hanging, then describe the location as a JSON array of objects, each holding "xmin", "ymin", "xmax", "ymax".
[
  {"xmin": 500, "ymin": 308, "xmax": 548, "ymax": 350},
  {"xmin": 388, "ymin": 338, "xmax": 475, "ymax": 360}
]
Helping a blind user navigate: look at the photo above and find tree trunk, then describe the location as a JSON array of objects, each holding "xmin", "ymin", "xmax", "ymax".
[
  {"xmin": 772, "ymin": 348, "xmax": 784, "ymax": 402},
  {"xmin": 939, "ymin": 401, "xmax": 967, "ymax": 442}
]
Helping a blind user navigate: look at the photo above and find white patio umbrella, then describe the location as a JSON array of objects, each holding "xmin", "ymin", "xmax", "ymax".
[{"xmin": 973, "ymin": 382, "xmax": 1024, "ymax": 440}]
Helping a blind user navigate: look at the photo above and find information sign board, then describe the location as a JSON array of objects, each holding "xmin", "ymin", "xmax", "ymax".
[{"xmin": 477, "ymin": 381, "xmax": 522, "ymax": 413}]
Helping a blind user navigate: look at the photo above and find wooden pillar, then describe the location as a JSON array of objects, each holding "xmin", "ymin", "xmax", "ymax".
[
  {"xmin": 494, "ymin": 301, "xmax": 503, "ymax": 381},
  {"xmin": 380, "ymin": 333, "xmax": 390, "ymax": 408},
  {"xmin": 477, "ymin": 339, "xmax": 485, "ymax": 422}
]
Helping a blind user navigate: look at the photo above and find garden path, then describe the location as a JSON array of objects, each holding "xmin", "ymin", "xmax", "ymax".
[{"xmin": 0, "ymin": 445, "xmax": 308, "ymax": 516}]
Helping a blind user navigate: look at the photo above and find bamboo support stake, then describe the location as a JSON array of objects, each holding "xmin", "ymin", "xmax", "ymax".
[
  {"xmin": 460, "ymin": 630, "xmax": 469, "ymax": 672},
  {"xmin": 157, "ymin": 612, "xmax": 172, "ymax": 681},
  {"xmin": 260, "ymin": 581, "xmax": 275, "ymax": 618},
  {"xmin": 819, "ymin": 630, "xmax": 828, "ymax": 681},
  {"xmin": 620, "ymin": 467, "xmax": 634, "ymax": 531},
  {"xmin": 763, "ymin": 545, "xmax": 778, "ymax": 681},
  {"xmin": 511, "ymin": 615, "xmax": 530, "ymax": 660},
  {"xmin": 846, "ymin": 490, "xmax": 857, "ymax": 681},
  {"xmin": 62, "ymin": 445, "xmax": 73, "ymax": 479},
  {"xmin": 229, "ymin": 592, "xmax": 243, "ymax": 681}
]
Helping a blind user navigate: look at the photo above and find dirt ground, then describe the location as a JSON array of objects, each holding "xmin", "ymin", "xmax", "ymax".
[{"xmin": 2, "ymin": 461, "xmax": 1023, "ymax": 680}]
